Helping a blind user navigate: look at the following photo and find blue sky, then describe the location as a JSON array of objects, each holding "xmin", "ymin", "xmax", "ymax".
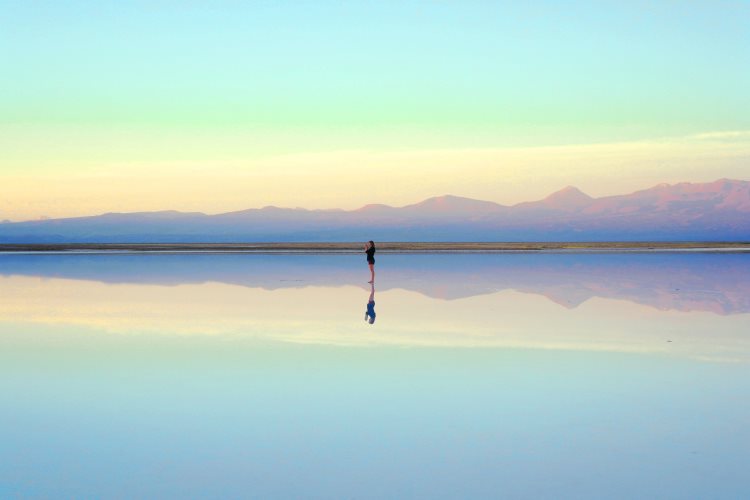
[{"xmin": 1, "ymin": 0, "xmax": 749, "ymax": 218}]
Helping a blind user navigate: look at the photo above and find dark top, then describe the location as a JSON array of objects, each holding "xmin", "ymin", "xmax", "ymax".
[{"xmin": 366, "ymin": 246, "xmax": 376, "ymax": 264}]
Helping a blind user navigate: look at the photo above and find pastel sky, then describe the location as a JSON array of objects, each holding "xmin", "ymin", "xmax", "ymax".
[{"xmin": 2, "ymin": 0, "xmax": 749, "ymax": 220}]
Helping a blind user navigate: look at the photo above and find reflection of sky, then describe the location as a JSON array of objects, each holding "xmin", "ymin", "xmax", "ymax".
[
  {"xmin": 0, "ymin": 277, "xmax": 748, "ymax": 363},
  {"xmin": 2, "ymin": 325, "xmax": 750, "ymax": 498},
  {"xmin": 1, "ymin": 253, "xmax": 748, "ymax": 313},
  {"xmin": 1, "ymin": 254, "xmax": 749, "ymax": 497},
  {"xmin": 0, "ymin": 253, "xmax": 748, "ymax": 361}
]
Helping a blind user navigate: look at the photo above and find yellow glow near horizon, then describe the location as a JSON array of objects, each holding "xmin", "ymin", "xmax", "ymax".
[{"xmin": 1, "ymin": 132, "xmax": 749, "ymax": 221}]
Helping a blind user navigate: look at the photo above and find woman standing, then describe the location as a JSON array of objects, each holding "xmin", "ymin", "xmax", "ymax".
[{"xmin": 365, "ymin": 240, "xmax": 376, "ymax": 283}]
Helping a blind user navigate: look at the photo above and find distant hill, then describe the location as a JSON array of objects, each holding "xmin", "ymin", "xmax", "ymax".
[{"xmin": 1, "ymin": 179, "xmax": 749, "ymax": 242}]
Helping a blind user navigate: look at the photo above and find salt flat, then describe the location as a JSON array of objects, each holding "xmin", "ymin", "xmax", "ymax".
[{"xmin": 1, "ymin": 253, "xmax": 748, "ymax": 498}]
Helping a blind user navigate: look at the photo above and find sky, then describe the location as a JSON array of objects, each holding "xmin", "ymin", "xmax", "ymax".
[{"xmin": 1, "ymin": 0, "xmax": 749, "ymax": 220}]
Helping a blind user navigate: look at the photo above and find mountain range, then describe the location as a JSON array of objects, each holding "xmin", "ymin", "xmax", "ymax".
[{"xmin": 1, "ymin": 179, "xmax": 749, "ymax": 242}]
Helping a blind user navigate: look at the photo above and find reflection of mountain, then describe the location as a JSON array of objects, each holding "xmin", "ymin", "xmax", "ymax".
[
  {"xmin": 1, "ymin": 179, "xmax": 749, "ymax": 241},
  {"xmin": 1, "ymin": 253, "xmax": 748, "ymax": 315}
]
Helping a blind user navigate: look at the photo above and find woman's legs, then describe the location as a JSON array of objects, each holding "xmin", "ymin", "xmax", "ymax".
[{"xmin": 368, "ymin": 264, "xmax": 375, "ymax": 283}]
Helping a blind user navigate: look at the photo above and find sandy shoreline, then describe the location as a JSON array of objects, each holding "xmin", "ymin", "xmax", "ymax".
[{"xmin": 1, "ymin": 242, "xmax": 749, "ymax": 254}]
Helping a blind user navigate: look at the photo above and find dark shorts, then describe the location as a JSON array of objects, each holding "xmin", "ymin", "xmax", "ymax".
[{"xmin": 367, "ymin": 259, "xmax": 375, "ymax": 265}]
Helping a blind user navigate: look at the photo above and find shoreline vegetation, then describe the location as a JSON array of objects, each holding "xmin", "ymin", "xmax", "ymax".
[{"xmin": 1, "ymin": 242, "xmax": 749, "ymax": 253}]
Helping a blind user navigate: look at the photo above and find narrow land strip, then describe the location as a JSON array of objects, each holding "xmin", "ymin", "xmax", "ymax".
[{"xmin": 1, "ymin": 242, "xmax": 749, "ymax": 253}]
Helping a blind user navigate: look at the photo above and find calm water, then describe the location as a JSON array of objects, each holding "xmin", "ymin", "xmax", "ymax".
[{"xmin": 1, "ymin": 253, "xmax": 749, "ymax": 499}]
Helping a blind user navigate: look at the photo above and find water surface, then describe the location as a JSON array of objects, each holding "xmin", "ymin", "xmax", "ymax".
[{"xmin": 1, "ymin": 253, "xmax": 748, "ymax": 498}]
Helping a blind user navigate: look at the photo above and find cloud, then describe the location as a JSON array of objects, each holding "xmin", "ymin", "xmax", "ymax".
[{"xmin": 689, "ymin": 130, "xmax": 750, "ymax": 142}]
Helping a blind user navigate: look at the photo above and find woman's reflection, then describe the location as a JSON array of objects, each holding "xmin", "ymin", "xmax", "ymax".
[{"xmin": 365, "ymin": 283, "xmax": 376, "ymax": 324}]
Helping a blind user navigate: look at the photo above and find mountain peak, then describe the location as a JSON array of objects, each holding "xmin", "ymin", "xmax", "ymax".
[
  {"xmin": 542, "ymin": 186, "xmax": 593, "ymax": 210},
  {"xmin": 356, "ymin": 203, "xmax": 395, "ymax": 212},
  {"xmin": 403, "ymin": 195, "xmax": 504, "ymax": 213},
  {"xmin": 548, "ymin": 185, "xmax": 590, "ymax": 197}
]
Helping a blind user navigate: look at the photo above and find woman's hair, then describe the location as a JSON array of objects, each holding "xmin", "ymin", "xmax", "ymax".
[{"xmin": 368, "ymin": 240, "xmax": 375, "ymax": 247}]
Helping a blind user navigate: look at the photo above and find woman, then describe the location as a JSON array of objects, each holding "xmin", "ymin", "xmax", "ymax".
[{"xmin": 365, "ymin": 240, "xmax": 376, "ymax": 283}]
